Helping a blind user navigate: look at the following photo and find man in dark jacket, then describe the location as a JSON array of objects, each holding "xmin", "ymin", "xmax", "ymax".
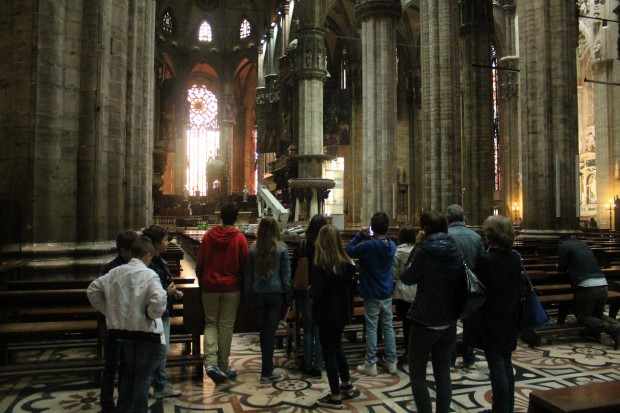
[
  {"xmin": 557, "ymin": 236, "xmax": 620, "ymax": 349},
  {"xmin": 446, "ymin": 204, "xmax": 485, "ymax": 370},
  {"xmin": 196, "ymin": 202, "xmax": 249, "ymax": 383}
]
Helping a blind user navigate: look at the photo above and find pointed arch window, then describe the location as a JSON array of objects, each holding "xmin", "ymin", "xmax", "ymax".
[
  {"xmin": 198, "ymin": 21, "xmax": 213, "ymax": 42},
  {"xmin": 162, "ymin": 10, "xmax": 173, "ymax": 34},
  {"xmin": 491, "ymin": 44, "xmax": 501, "ymax": 191},
  {"xmin": 186, "ymin": 85, "xmax": 219, "ymax": 196},
  {"xmin": 340, "ymin": 48, "xmax": 348, "ymax": 89},
  {"xmin": 240, "ymin": 19, "xmax": 251, "ymax": 39}
]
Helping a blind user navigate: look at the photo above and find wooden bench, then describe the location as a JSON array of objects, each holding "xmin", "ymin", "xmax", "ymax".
[
  {"xmin": 0, "ymin": 286, "xmax": 204, "ymax": 376},
  {"xmin": 527, "ymin": 380, "xmax": 620, "ymax": 412}
]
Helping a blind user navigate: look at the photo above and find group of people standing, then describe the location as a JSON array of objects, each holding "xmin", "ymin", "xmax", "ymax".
[
  {"xmin": 89, "ymin": 200, "xmax": 619, "ymax": 413},
  {"xmin": 88, "ymin": 225, "xmax": 184, "ymax": 413}
]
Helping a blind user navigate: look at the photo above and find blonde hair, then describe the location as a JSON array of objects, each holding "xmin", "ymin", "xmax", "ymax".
[
  {"xmin": 314, "ymin": 225, "xmax": 353, "ymax": 275},
  {"xmin": 255, "ymin": 216, "xmax": 283, "ymax": 279}
]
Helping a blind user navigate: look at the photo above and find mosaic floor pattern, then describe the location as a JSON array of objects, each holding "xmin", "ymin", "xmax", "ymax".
[{"xmin": 0, "ymin": 328, "xmax": 619, "ymax": 413}]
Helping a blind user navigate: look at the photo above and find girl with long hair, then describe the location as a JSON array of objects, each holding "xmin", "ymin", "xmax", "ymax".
[
  {"xmin": 243, "ymin": 216, "xmax": 292, "ymax": 383},
  {"xmin": 311, "ymin": 225, "xmax": 358, "ymax": 409},
  {"xmin": 291, "ymin": 213, "xmax": 327, "ymax": 376}
]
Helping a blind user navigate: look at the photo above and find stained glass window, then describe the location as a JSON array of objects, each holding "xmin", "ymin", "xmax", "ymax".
[
  {"xmin": 491, "ymin": 44, "xmax": 501, "ymax": 191},
  {"xmin": 240, "ymin": 19, "xmax": 251, "ymax": 39},
  {"xmin": 340, "ymin": 48, "xmax": 347, "ymax": 89},
  {"xmin": 198, "ymin": 21, "xmax": 213, "ymax": 42},
  {"xmin": 186, "ymin": 85, "xmax": 219, "ymax": 196},
  {"xmin": 162, "ymin": 10, "xmax": 173, "ymax": 34}
]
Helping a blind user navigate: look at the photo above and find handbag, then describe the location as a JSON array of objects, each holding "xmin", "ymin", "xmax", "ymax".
[
  {"xmin": 291, "ymin": 240, "xmax": 310, "ymax": 291},
  {"xmin": 458, "ymin": 259, "xmax": 487, "ymax": 320},
  {"xmin": 519, "ymin": 261, "xmax": 549, "ymax": 332}
]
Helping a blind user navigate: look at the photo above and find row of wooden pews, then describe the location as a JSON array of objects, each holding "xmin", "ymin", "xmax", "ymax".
[{"xmin": 0, "ymin": 242, "xmax": 204, "ymax": 378}]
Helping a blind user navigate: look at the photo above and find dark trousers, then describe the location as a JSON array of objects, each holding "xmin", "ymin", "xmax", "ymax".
[
  {"xmin": 574, "ymin": 286, "xmax": 620, "ymax": 336},
  {"xmin": 100, "ymin": 333, "xmax": 123, "ymax": 411},
  {"xmin": 117, "ymin": 339, "xmax": 160, "ymax": 413},
  {"xmin": 394, "ymin": 299, "xmax": 413, "ymax": 355},
  {"xmin": 255, "ymin": 292, "xmax": 284, "ymax": 377},
  {"xmin": 484, "ymin": 350, "xmax": 515, "ymax": 413},
  {"xmin": 318, "ymin": 323, "xmax": 350, "ymax": 396},
  {"xmin": 408, "ymin": 321, "xmax": 456, "ymax": 413}
]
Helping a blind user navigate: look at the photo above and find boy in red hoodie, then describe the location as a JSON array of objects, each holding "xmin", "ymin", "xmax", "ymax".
[{"xmin": 196, "ymin": 202, "xmax": 249, "ymax": 383}]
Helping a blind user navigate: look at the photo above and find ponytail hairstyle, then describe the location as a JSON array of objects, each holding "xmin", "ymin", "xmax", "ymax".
[
  {"xmin": 255, "ymin": 216, "xmax": 282, "ymax": 279},
  {"xmin": 314, "ymin": 225, "xmax": 353, "ymax": 275}
]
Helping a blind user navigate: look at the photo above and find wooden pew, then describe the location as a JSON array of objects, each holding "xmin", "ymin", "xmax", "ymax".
[{"xmin": 527, "ymin": 380, "xmax": 620, "ymax": 412}]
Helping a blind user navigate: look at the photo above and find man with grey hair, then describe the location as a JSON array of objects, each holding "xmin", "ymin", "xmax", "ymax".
[{"xmin": 446, "ymin": 204, "xmax": 485, "ymax": 370}]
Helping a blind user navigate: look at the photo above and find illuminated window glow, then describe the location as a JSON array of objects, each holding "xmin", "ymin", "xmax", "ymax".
[
  {"xmin": 491, "ymin": 44, "xmax": 501, "ymax": 191},
  {"xmin": 186, "ymin": 85, "xmax": 219, "ymax": 196},
  {"xmin": 162, "ymin": 10, "xmax": 173, "ymax": 34},
  {"xmin": 198, "ymin": 21, "xmax": 212, "ymax": 42},
  {"xmin": 240, "ymin": 19, "xmax": 251, "ymax": 39}
]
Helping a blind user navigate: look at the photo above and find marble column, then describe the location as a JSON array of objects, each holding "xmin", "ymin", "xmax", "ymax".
[
  {"xmin": 420, "ymin": 0, "xmax": 461, "ymax": 212},
  {"xmin": 460, "ymin": 0, "xmax": 495, "ymax": 225},
  {"xmin": 290, "ymin": 1, "xmax": 333, "ymax": 221},
  {"xmin": 355, "ymin": 0, "xmax": 401, "ymax": 224},
  {"xmin": 518, "ymin": 0, "xmax": 579, "ymax": 230}
]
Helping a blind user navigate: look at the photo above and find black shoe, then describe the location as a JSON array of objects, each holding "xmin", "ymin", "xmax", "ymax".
[
  {"xmin": 340, "ymin": 384, "xmax": 357, "ymax": 400},
  {"xmin": 206, "ymin": 365, "xmax": 227, "ymax": 384},
  {"xmin": 311, "ymin": 368, "xmax": 322, "ymax": 378},
  {"xmin": 316, "ymin": 394, "xmax": 343, "ymax": 409},
  {"xmin": 613, "ymin": 328, "xmax": 620, "ymax": 351}
]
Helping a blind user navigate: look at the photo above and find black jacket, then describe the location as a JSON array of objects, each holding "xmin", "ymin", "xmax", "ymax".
[
  {"xmin": 401, "ymin": 232, "xmax": 462, "ymax": 327},
  {"xmin": 557, "ymin": 238, "xmax": 605, "ymax": 287},
  {"xmin": 469, "ymin": 248, "xmax": 521, "ymax": 353},
  {"xmin": 309, "ymin": 262, "xmax": 357, "ymax": 326}
]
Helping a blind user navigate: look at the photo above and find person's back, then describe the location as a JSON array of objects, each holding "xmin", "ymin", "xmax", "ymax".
[
  {"xmin": 196, "ymin": 202, "xmax": 249, "ymax": 384},
  {"xmin": 557, "ymin": 237, "xmax": 604, "ymax": 286},
  {"xmin": 87, "ymin": 236, "xmax": 167, "ymax": 413},
  {"xmin": 446, "ymin": 204, "xmax": 484, "ymax": 268},
  {"xmin": 197, "ymin": 225, "xmax": 248, "ymax": 292},
  {"xmin": 346, "ymin": 212, "xmax": 397, "ymax": 376}
]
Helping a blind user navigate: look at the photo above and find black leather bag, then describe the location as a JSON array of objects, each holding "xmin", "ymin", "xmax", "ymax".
[{"xmin": 458, "ymin": 260, "xmax": 487, "ymax": 320}]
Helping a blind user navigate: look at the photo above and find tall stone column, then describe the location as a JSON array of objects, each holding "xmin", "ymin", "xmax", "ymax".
[
  {"xmin": 289, "ymin": 1, "xmax": 333, "ymax": 221},
  {"xmin": 460, "ymin": 0, "xmax": 495, "ymax": 225},
  {"xmin": 518, "ymin": 1, "xmax": 579, "ymax": 229},
  {"xmin": 498, "ymin": 1, "xmax": 521, "ymax": 223},
  {"xmin": 0, "ymin": 0, "xmax": 155, "ymax": 274},
  {"xmin": 356, "ymin": 0, "xmax": 401, "ymax": 224},
  {"xmin": 420, "ymin": 0, "xmax": 461, "ymax": 212}
]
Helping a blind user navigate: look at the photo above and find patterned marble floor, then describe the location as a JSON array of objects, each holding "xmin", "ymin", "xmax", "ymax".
[{"xmin": 1, "ymin": 328, "xmax": 619, "ymax": 413}]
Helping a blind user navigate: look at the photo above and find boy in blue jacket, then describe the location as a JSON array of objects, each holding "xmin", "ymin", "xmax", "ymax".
[{"xmin": 346, "ymin": 212, "xmax": 397, "ymax": 376}]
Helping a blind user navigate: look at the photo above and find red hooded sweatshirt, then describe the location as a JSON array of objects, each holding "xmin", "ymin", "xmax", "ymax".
[{"xmin": 196, "ymin": 226, "xmax": 249, "ymax": 293}]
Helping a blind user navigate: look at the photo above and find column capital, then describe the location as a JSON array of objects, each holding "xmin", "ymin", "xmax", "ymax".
[
  {"xmin": 355, "ymin": 0, "xmax": 401, "ymax": 23},
  {"xmin": 296, "ymin": 29, "xmax": 327, "ymax": 81}
]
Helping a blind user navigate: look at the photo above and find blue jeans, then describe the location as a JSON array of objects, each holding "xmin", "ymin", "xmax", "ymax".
[
  {"xmin": 255, "ymin": 293, "xmax": 284, "ymax": 377},
  {"xmin": 484, "ymin": 350, "xmax": 515, "ymax": 413},
  {"xmin": 363, "ymin": 298, "xmax": 397, "ymax": 364},
  {"xmin": 152, "ymin": 315, "xmax": 170, "ymax": 392},
  {"xmin": 299, "ymin": 292, "xmax": 323, "ymax": 370},
  {"xmin": 117, "ymin": 339, "xmax": 160, "ymax": 413},
  {"xmin": 408, "ymin": 321, "xmax": 456, "ymax": 413}
]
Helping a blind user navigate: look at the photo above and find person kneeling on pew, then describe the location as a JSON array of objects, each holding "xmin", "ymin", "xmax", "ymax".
[
  {"xmin": 88, "ymin": 236, "xmax": 168, "ymax": 413},
  {"xmin": 557, "ymin": 235, "xmax": 620, "ymax": 349}
]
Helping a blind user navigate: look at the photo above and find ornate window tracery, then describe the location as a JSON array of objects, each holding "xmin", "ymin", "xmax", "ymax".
[
  {"xmin": 186, "ymin": 85, "xmax": 219, "ymax": 196},
  {"xmin": 491, "ymin": 43, "xmax": 501, "ymax": 191},
  {"xmin": 198, "ymin": 21, "xmax": 213, "ymax": 42},
  {"xmin": 240, "ymin": 19, "xmax": 251, "ymax": 39},
  {"xmin": 162, "ymin": 10, "xmax": 173, "ymax": 34}
]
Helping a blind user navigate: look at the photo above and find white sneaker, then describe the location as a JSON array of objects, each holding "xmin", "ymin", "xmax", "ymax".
[
  {"xmin": 384, "ymin": 359, "xmax": 398, "ymax": 374},
  {"xmin": 356, "ymin": 361, "xmax": 377, "ymax": 376},
  {"xmin": 153, "ymin": 384, "xmax": 182, "ymax": 399}
]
